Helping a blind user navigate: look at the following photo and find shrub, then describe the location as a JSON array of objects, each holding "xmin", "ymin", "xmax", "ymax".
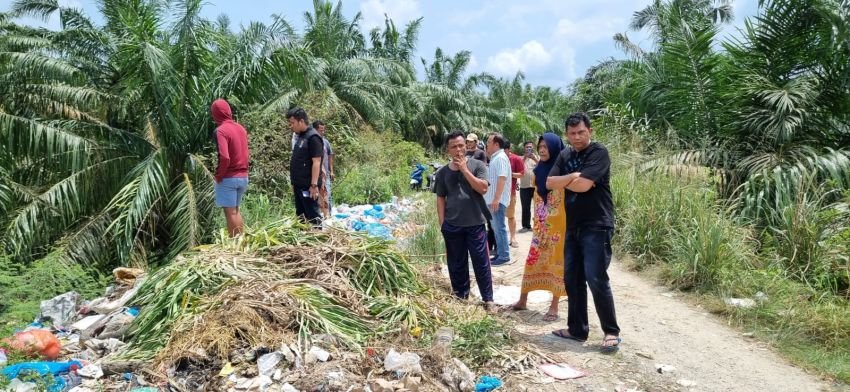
[{"xmin": 0, "ymin": 253, "xmax": 107, "ymax": 335}]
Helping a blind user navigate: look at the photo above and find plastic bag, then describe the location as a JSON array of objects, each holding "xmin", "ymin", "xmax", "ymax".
[
  {"xmin": 384, "ymin": 349, "xmax": 422, "ymax": 375},
  {"xmin": 3, "ymin": 329, "xmax": 62, "ymax": 360}
]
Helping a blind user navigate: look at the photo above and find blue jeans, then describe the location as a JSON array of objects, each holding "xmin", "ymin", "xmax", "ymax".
[
  {"xmin": 325, "ymin": 179, "xmax": 333, "ymax": 209},
  {"xmin": 490, "ymin": 203, "xmax": 510, "ymax": 262},
  {"xmin": 564, "ymin": 226, "xmax": 621, "ymax": 340},
  {"xmin": 214, "ymin": 177, "xmax": 248, "ymax": 207},
  {"xmin": 441, "ymin": 223, "xmax": 493, "ymax": 301}
]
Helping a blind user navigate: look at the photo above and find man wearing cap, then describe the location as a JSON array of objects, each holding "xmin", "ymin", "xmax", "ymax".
[{"xmin": 466, "ymin": 133, "xmax": 487, "ymax": 162}]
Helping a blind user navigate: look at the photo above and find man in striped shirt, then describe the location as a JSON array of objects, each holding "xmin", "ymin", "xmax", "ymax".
[{"xmin": 484, "ymin": 133, "xmax": 513, "ymax": 265}]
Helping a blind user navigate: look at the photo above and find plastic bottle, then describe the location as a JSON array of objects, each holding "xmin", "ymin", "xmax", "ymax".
[{"xmin": 433, "ymin": 327, "xmax": 454, "ymax": 358}]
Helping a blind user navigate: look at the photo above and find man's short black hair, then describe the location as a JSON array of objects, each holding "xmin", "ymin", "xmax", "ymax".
[
  {"xmin": 286, "ymin": 107, "xmax": 309, "ymax": 123},
  {"xmin": 312, "ymin": 120, "xmax": 324, "ymax": 128},
  {"xmin": 566, "ymin": 112, "xmax": 591, "ymax": 129},
  {"xmin": 524, "ymin": 140, "xmax": 534, "ymax": 147},
  {"xmin": 445, "ymin": 129, "xmax": 466, "ymax": 146},
  {"xmin": 504, "ymin": 139, "xmax": 512, "ymax": 149},
  {"xmin": 488, "ymin": 133, "xmax": 507, "ymax": 149}
]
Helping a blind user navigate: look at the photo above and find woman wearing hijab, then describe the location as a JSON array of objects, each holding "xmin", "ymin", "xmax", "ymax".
[{"xmin": 510, "ymin": 132, "xmax": 568, "ymax": 321}]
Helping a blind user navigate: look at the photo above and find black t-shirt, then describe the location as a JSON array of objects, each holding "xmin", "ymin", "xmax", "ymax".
[
  {"xmin": 549, "ymin": 142, "xmax": 615, "ymax": 230},
  {"xmin": 466, "ymin": 149, "xmax": 486, "ymax": 162},
  {"xmin": 435, "ymin": 159, "xmax": 489, "ymax": 227},
  {"xmin": 291, "ymin": 128, "xmax": 325, "ymax": 187}
]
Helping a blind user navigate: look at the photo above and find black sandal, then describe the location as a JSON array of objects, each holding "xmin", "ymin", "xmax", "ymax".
[{"xmin": 551, "ymin": 329, "xmax": 587, "ymax": 342}]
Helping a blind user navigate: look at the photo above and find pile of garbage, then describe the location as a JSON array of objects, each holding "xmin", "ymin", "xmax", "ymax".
[
  {"xmin": 1, "ymin": 218, "xmax": 561, "ymax": 392},
  {"xmin": 0, "ymin": 268, "xmax": 154, "ymax": 391},
  {"xmin": 324, "ymin": 197, "xmax": 420, "ymax": 240}
]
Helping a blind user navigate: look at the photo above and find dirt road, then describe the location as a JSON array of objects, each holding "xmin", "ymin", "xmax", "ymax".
[{"xmin": 475, "ymin": 204, "xmax": 842, "ymax": 392}]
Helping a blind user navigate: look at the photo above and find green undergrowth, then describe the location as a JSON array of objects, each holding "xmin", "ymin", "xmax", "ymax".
[
  {"xmin": 404, "ymin": 196, "xmax": 445, "ymax": 265},
  {"xmin": 243, "ymin": 108, "xmax": 429, "ymax": 206},
  {"xmin": 613, "ymin": 165, "xmax": 850, "ymax": 383},
  {"xmin": 0, "ymin": 253, "xmax": 107, "ymax": 336}
]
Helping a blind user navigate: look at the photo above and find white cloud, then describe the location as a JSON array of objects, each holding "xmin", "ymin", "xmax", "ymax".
[
  {"xmin": 554, "ymin": 16, "xmax": 624, "ymax": 44},
  {"xmin": 486, "ymin": 40, "xmax": 553, "ymax": 76},
  {"xmin": 359, "ymin": 0, "xmax": 421, "ymax": 31}
]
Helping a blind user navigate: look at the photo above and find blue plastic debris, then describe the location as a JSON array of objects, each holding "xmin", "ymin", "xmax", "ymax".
[
  {"xmin": 475, "ymin": 375, "xmax": 503, "ymax": 392},
  {"xmin": 363, "ymin": 207, "xmax": 385, "ymax": 219},
  {"xmin": 2, "ymin": 360, "xmax": 84, "ymax": 392}
]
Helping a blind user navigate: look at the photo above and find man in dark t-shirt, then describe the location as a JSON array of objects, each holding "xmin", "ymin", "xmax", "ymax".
[
  {"xmin": 288, "ymin": 107, "xmax": 324, "ymax": 225},
  {"xmin": 465, "ymin": 133, "xmax": 487, "ymax": 162},
  {"xmin": 436, "ymin": 130, "xmax": 495, "ymax": 312},
  {"xmin": 547, "ymin": 112, "xmax": 621, "ymax": 353}
]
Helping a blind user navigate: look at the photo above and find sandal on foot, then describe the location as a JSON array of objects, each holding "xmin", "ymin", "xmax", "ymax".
[
  {"xmin": 601, "ymin": 337, "xmax": 622, "ymax": 353},
  {"xmin": 542, "ymin": 313, "xmax": 559, "ymax": 322},
  {"xmin": 551, "ymin": 329, "xmax": 586, "ymax": 342}
]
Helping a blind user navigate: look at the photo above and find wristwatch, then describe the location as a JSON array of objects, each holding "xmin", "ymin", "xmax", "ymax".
[{"xmin": 310, "ymin": 184, "xmax": 318, "ymax": 188}]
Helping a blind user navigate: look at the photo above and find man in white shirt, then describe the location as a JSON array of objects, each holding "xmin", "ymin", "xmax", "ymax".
[{"xmin": 483, "ymin": 133, "xmax": 513, "ymax": 265}]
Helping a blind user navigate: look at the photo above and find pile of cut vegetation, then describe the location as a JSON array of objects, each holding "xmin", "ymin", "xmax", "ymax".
[{"xmin": 108, "ymin": 219, "xmax": 551, "ymax": 391}]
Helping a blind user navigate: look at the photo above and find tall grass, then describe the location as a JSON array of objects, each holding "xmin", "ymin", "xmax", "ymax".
[
  {"xmin": 403, "ymin": 196, "xmax": 445, "ymax": 264},
  {"xmin": 612, "ymin": 160, "xmax": 850, "ymax": 382}
]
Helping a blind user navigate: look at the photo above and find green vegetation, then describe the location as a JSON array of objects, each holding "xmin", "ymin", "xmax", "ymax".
[
  {"xmin": 573, "ymin": 0, "xmax": 850, "ymax": 381},
  {"xmin": 0, "ymin": 0, "xmax": 848, "ymax": 383},
  {"xmin": 0, "ymin": 253, "xmax": 107, "ymax": 335}
]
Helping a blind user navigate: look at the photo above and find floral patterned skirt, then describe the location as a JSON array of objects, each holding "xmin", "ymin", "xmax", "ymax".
[{"xmin": 521, "ymin": 189, "xmax": 567, "ymax": 297}]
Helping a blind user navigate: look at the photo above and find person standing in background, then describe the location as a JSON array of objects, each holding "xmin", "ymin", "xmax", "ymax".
[
  {"xmin": 465, "ymin": 133, "xmax": 487, "ymax": 162},
  {"xmin": 519, "ymin": 140, "xmax": 538, "ymax": 233},
  {"xmin": 211, "ymin": 99, "xmax": 250, "ymax": 237},
  {"xmin": 484, "ymin": 133, "xmax": 513, "ymax": 265},
  {"xmin": 288, "ymin": 108, "xmax": 324, "ymax": 225},
  {"xmin": 313, "ymin": 120, "xmax": 334, "ymax": 218},
  {"xmin": 505, "ymin": 140, "xmax": 525, "ymax": 248}
]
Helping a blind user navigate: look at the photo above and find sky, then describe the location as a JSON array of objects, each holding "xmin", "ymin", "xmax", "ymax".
[{"xmin": 0, "ymin": 0, "xmax": 760, "ymax": 89}]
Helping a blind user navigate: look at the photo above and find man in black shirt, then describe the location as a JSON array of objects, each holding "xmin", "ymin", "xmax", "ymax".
[
  {"xmin": 435, "ymin": 130, "xmax": 495, "ymax": 312},
  {"xmin": 288, "ymin": 107, "xmax": 324, "ymax": 225},
  {"xmin": 546, "ymin": 112, "xmax": 621, "ymax": 353},
  {"xmin": 465, "ymin": 133, "xmax": 487, "ymax": 162}
]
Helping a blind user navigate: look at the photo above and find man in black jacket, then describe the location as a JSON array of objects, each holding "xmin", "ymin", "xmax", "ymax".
[{"xmin": 288, "ymin": 107, "xmax": 324, "ymax": 225}]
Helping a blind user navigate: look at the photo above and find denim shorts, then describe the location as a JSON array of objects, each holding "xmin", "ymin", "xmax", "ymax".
[{"xmin": 215, "ymin": 177, "xmax": 248, "ymax": 207}]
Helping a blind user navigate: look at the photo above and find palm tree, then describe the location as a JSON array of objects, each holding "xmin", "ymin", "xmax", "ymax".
[{"xmin": 0, "ymin": 0, "xmax": 258, "ymax": 263}]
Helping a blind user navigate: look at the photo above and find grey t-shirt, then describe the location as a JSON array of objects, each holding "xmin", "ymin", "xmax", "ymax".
[
  {"xmin": 322, "ymin": 137, "xmax": 333, "ymax": 175},
  {"xmin": 435, "ymin": 159, "xmax": 489, "ymax": 227}
]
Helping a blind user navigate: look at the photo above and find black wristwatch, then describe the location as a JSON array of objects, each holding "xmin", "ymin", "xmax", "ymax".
[{"xmin": 310, "ymin": 184, "xmax": 318, "ymax": 188}]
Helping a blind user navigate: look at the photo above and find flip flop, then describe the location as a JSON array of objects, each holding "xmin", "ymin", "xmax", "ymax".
[
  {"xmin": 551, "ymin": 329, "xmax": 586, "ymax": 342},
  {"xmin": 542, "ymin": 313, "xmax": 559, "ymax": 322},
  {"xmin": 601, "ymin": 337, "xmax": 622, "ymax": 353}
]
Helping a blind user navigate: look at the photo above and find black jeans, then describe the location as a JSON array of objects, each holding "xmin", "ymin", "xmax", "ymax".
[
  {"xmin": 519, "ymin": 187, "xmax": 534, "ymax": 229},
  {"xmin": 293, "ymin": 187, "xmax": 322, "ymax": 225},
  {"xmin": 441, "ymin": 223, "xmax": 493, "ymax": 301},
  {"xmin": 564, "ymin": 226, "xmax": 620, "ymax": 340}
]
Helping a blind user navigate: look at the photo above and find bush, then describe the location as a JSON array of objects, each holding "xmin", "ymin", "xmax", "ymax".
[
  {"xmin": 330, "ymin": 130, "xmax": 427, "ymax": 205},
  {"xmin": 241, "ymin": 109, "xmax": 428, "ymax": 206},
  {"xmin": 612, "ymin": 154, "xmax": 850, "ymax": 382},
  {"xmin": 0, "ymin": 253, "xmax": 107, "ymax": 335}
]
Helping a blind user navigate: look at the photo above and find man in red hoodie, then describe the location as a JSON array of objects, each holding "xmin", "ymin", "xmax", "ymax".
[{"xmin": 211, "ymin": 99, "xmax": 250, "ymax": 236}]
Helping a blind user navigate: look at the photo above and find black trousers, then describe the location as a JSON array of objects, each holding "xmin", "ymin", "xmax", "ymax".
[
  {"xmin": 442, "ymin": 223, "xmax": 493, "ymax": 301},
  {"xmin": 293, "ymin": 187, "xmax": 322, "ymax": 225},
  {"xmin": 519, "ymin": 187, "xmax": 534, "ymax": 229},
  {"xmin": 564, "ymin": 227, "xmax": 621, "ymax": 339}
]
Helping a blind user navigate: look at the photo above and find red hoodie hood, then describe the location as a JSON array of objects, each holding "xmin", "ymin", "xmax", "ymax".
[{"xmin": 211, "ymin": 99, "xmax": 233, "ymax": 125}]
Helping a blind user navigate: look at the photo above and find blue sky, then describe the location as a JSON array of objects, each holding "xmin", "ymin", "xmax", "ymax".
[{"xmin": 0, "ymin": 0, "xmax": 760, "ymax": 88}]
